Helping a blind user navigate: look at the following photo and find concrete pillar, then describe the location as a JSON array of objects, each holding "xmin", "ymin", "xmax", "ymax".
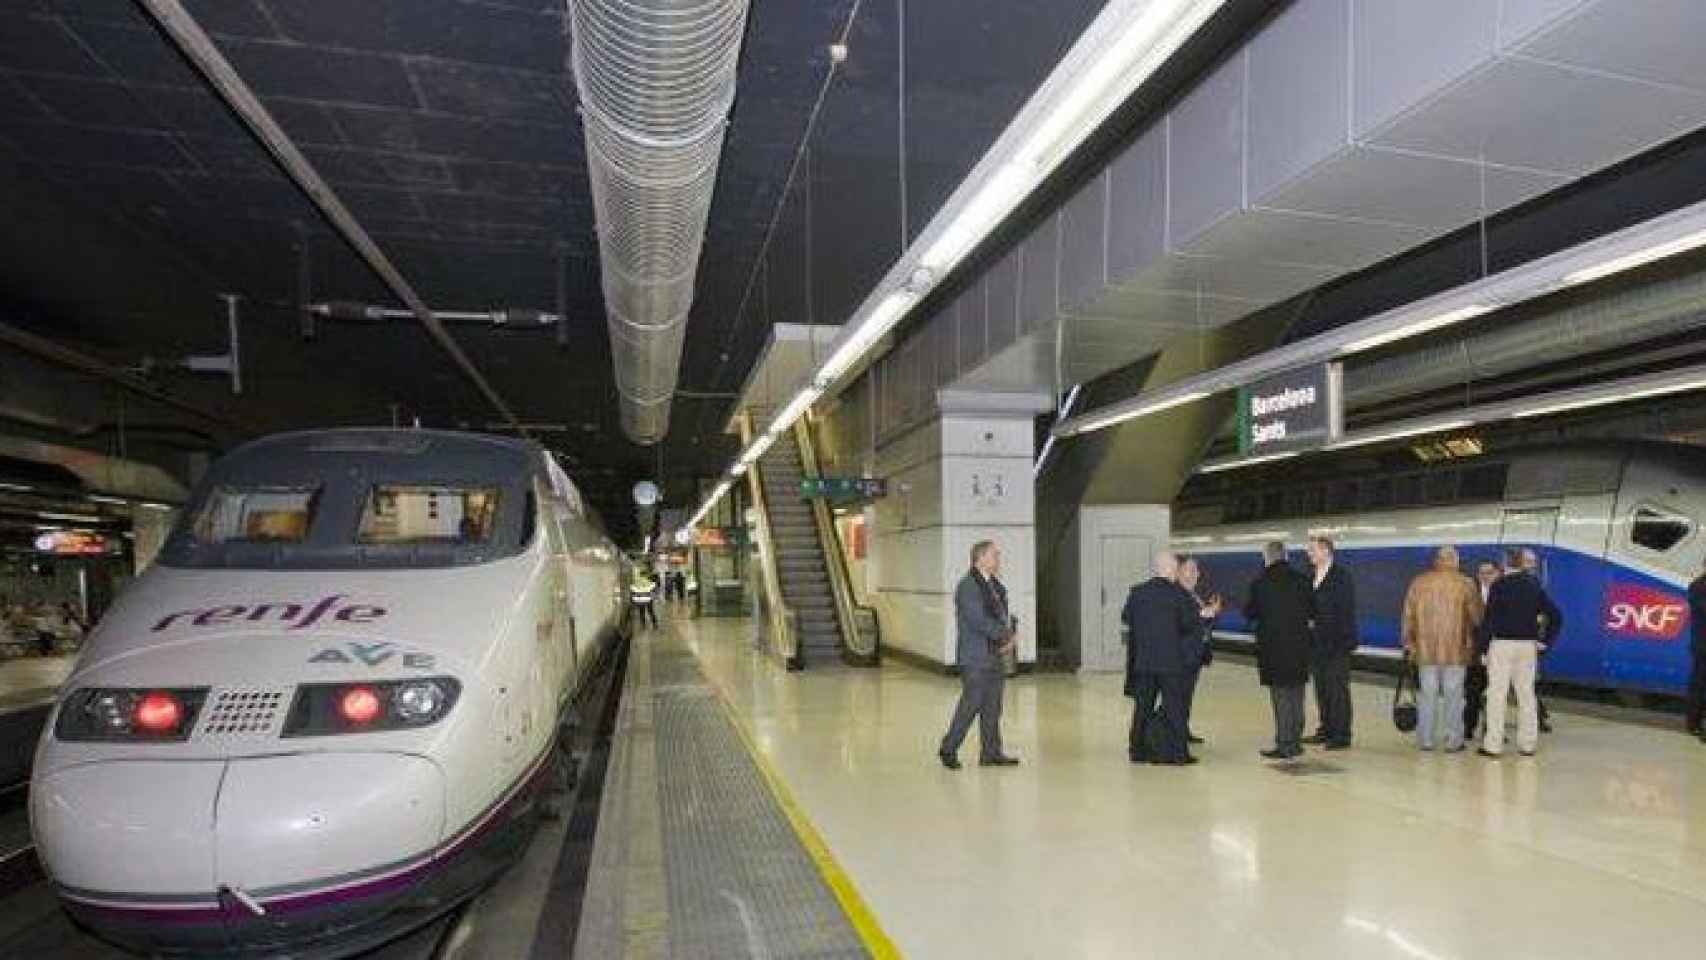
[{"xmin": 869, "ymin": 391, "xmax": 1050, "ymax": 669}]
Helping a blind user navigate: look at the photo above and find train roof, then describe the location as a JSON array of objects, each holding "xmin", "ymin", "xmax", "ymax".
[{"xmin": 211, "ymin": 429, "xmax": 542, "ymax": 483}]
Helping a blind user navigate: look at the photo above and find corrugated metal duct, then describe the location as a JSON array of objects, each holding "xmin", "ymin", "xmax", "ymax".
[{"xmin": 567, "ymin": 0, "xmax": 751, "ymax": 444}]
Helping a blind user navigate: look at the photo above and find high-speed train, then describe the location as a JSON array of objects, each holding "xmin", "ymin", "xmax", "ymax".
[
  {"xmin": 1174, "ymin": 441, "xmax": 1705, "ymax": 696},
  {"xmin": 30, "ymin": 429, "xmax": 626, "ymax": 957}
]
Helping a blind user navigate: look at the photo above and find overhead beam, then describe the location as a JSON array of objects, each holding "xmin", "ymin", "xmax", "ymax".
[{"xmin": 137, "ymin": 0, "xmax": 527, "ymax": 436}]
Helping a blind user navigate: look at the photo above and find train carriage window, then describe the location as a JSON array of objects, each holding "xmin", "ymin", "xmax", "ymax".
[
  {"xmin": 1260, "ymin": 490, "xmax": 1284, "ymax": 520},
  {"xmin": 1227, "ymin": 495, "xmax": 1257, "ymax": 523},
  {"xmin": 1363, "ymin": 478, "xmax": 1394, "ymax": 510},
  {"xmin": 1459, "ymin": 463, "xmax": 1508, "ymax": 501},
  {"xmin": 1394, "ymin": 473, "xmax": 1424, "ymax": 508},
  {"xmin": 358, "ymin": 485, "xmax": 501, "ymax": 544},
  {"xmin": 1326, "ymin": 480, "xmax": 1359, "ymax": 514},
  {"xmin": 1425, "ymin": 470, "xmax": 1459, "ymax": 504},
  {"xmin": 1630, "ymin": 506, "xmax": 1694, "ymax": 553},
  {"xmin": 193, "ymin": 487, "xmax": 319, "ymax": 544},
  {"xmin": 1288, "ymin": 485, "xmax": 1324, "ymax": 517}
]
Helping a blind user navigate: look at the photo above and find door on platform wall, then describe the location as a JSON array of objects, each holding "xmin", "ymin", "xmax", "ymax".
[{"xmin": 1098, "ymin": 534, "xmax": 1154, "ymax": 671}]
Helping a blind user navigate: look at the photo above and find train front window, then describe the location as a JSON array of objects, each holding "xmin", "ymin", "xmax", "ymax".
[
  {"xmin": 358, "ymin": 485, "xmax": 500, "ymax": 544},
  {"xmin": 1630, "ymin": 506, "xmax": 1693, "ymax": 553},
  {"xmin": 193, "ymin": 487, "xmax": 319, "ymax": 544}
]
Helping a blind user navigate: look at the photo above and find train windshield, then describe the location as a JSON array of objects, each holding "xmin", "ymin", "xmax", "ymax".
[
  {"xmin": 357, "ymin": 485, "xmax": 501, "ymax": 544},
  {"xmin": 193, "ymin": 487, "xmax": 320, "ymax": 544}
]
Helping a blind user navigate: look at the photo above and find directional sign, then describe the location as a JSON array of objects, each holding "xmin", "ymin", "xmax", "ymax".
[
  {"xmin": 799, "ymin": 477, "xmax": 888, "ymax": 502},
  {"xmin": 1237, "ymin": 363, "xmax": 1344, "ymax": 455}
]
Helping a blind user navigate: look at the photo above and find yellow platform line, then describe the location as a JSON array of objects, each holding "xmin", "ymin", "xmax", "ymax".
[{"xmin": 703, "ymin": 673, "xmax": 904, "ymax": 960}]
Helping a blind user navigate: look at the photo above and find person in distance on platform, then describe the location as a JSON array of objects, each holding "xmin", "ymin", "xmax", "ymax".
[
  {"xmin": 1463, "ymin": 561, "xmax": 1501, "ymax": 739},
  {"xmin": 1519, "ymin": 548, "xmax": 1554, "ymax": 733},
  {"xmin": 1686, "ymin": 556, "xmax": 1706, "ymax": 742},
  {"xmin": 1175, "ymin": 556, "xmax": 1223, "ymax": 744},
  {"xmin": 1478, "ymin": 548, "xmax": 1562, "ymax": 758},
  {"xmin": 938, "ymin": 540, "xmax": 1019, "ymax": 770},
  {"xmin": 1305, "ymin": 537, "xmax": 1357, "ymax": 750},
  {"xmin": 1400, "ymin": 546, "xmax": 1483, "ymax": 752},
  {"xmin": 1245, "ymin": 541, "xmax": 1315, "ymax": 760},
  {"xmin": 1122, "ymin": 553, "xmax": 1205, "ymax": 765}
]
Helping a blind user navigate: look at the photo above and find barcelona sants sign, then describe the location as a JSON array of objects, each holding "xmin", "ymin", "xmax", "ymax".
[{"xmin": 1237, "ymin": 363, "xmax": 1344, "ymax": 455}]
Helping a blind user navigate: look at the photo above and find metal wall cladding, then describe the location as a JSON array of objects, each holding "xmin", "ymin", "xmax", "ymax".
[{"xmin": 909, "ymin": 0, "xmax": 1706, "ymax": 398}]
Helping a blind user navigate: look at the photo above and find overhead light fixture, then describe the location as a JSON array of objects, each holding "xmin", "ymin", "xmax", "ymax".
[
  {"xmin": 88, "ymin": 495, "xmax": 130, "ymax": 506},
  {"xmin": 1197, "ymin": 451, "xmax": 1300, "ymax": 473},
  {"xmin": 0, "ymin": 482, "xmax": 36, "ymax": 493},
  {"xmin": 1338, "ymin": 305, "xmax": 1492, "ymax": 356},
  {"xmin": 1560, "ymin": 227, "xmax": 1706, "ymax": 287},
  {"xmin": 1330, "ymin": 419, "xmax": 1476, "ymax": 451},
  {"xmin": 818, "ymin": 291, "xmax": 920, "ymax": 383},
  {"xmin": 1067, "ymin": 390, "xmax": 1209, "ymax": 435},
  {"xmin": 767, "ymin": 388, "xmax": 821, "ymax": 437},
  {"xmin": 39, "ymin": 512, "xmax": 102, "ymax": 524},
  {"xmin": 919, "ymin": 164, "xmax": 1033, "ymax": 273},
  {"xmin": 1513, "ymin": 377, "xmax": 1706, "ymax": 419},
  {"xmin": 730, "ymin": 462, "xmax": 749, "ymax": 478}
]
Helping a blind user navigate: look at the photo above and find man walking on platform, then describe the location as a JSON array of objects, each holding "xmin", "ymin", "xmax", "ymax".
[
  {"xmin": 1687, "ymin": 557, "xmax": 1706, "ymax": 742},
  {"xmin": 1305, "ymin": 537, "xmax": 1357, "ymax": 750},
  {"xmin": 1245, "ymin": 541, "xmax": 1315, "ymax": 760},
  {"xmin": 1479, "ymin": 549, "xmax": 1562, "ymax": 758},
  {"xmin": 1122, "ymin": 553, "xmax": 1205, "ymax": 765},
  {"xmin": 938, "ymin": 541, "xmax": 1019, "ymax": 769},
  {"xmin": 1401, "ymin": 546, "xmax": 1483, "ymax": 752}
]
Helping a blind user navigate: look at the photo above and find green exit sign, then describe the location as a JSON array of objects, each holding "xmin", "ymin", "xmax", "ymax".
[{"xmin": 799, "ymin": 477, "xmax": 888, "ymax": 501}]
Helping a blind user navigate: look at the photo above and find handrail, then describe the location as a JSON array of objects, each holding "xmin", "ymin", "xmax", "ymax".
[
  {"xmin": 792, "ymin": 416, "xmax": 876, "ymax": 663},
  {"xmin": 739, "ymin": 412, "xmax": 799, "ymax": 667}
]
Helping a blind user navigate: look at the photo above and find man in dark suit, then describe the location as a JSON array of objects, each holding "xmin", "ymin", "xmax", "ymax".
[
  {"xmin": 1122, "ymin": 553, "xmax": 1204, "ymax": 765},
  {"xmin": 1245, "ymin": 541, "xmax": 1315, "ymax": 760},
  {"xmin": 1688, "ymin": 556, "xmax": 1706, "ymax": 742},
  {"xmin": 938, "ymin": 540, "xmax": 1018, "ymax": 769},
  {"xmin": 1305, "ymin": 537, "xmax": 1357, "ymax": 749}
]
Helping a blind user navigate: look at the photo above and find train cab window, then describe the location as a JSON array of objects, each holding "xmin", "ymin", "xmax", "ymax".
[
  {"xmin": 193, "ymin": 486, "xmax": 319, "ymax": 544},
  {"xmin": 1630, "ymin": 506, "xmax": 1694, "ymax": 553},
  {"xmin": 358, "ymin": 485, "xmax": 500, "ymax": 544}
]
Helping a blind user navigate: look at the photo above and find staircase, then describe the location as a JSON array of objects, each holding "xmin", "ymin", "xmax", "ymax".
[{"xmin": 757, "ymin": 436, "xmax": 843, "ymax": 665}]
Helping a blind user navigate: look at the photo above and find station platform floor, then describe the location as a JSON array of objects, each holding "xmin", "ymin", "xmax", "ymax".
[
  {"xmin": 658, "ymin": 616, "xmax": 1706, "ymax": 959},
  {"xmin": 0, "ymin": 658, "xmax": 72, "ymax": 713}
]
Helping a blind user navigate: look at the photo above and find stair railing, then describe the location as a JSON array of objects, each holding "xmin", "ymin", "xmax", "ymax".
[
  {"xmin": 739, "ymin": 411, "xmax": 799, "ymax": 668},
  {"xmin": 792, "ymin": 416, "xmax": 879, "ymax": 664}
]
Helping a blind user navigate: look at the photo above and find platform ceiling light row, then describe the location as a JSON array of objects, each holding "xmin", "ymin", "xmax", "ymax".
[
  {"xmin": 683, "ymin": 0, "xmax": 1230, "ymax": 531},
  {"xmin": 1054, "ymin": 196, "xmax": 1706, "ymax": 440},
  {"xmin": 1195, "ymin": 363, "xmax": 1706, "ymax": 475}
]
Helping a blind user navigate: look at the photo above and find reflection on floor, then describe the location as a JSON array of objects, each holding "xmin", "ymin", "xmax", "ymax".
[{"xmin": 674, "ymin": 617, "xmax": 1706, "ymax": 960}]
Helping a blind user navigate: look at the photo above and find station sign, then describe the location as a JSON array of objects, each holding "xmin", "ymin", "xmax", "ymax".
[
  {"xmin": 33, "ymin": 530, "xmax": 118, "ymax": 556},
  {"xmin": 1236, "ymin": 363, "xmax": 1344, "ymax": 455},
  {"xmin": 799, "ymin": 477, "xmax": 887, "ymax": 502},
  {"xmin": 693, "ymin": 526, "xmax": 747, "ymax": 548}
]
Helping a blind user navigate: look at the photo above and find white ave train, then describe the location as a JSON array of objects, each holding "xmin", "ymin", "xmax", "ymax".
[{"xmin": 29, "ymin": 429, "xmax": 627, "ymax": 957}]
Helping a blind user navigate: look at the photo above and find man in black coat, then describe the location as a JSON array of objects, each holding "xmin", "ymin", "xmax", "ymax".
[
  {"xmin": 1122, "ymin": 552, "xmax": 1203, "ymax": 765},
  {"xmin": 1244, "ymin": 541, "xmax": 1315, "ymax": 760},
  {"xmin": 1305, "ymin": 537, "xmax": 1357, "ymax": 749}
]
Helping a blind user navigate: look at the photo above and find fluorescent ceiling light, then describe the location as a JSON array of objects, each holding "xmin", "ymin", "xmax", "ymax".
[
  {"xmin": 88, "ymin": 495, "xmax": 130, "ymax": 506},
  {"xmin": 0, "ymin": 482, "xmax": 34, "ymax": 493},
  {"xmin": 919, "ymin": 164, "xmax": 1032, "ymax": 273},
  {"xmin": 819, "ymin": 292, "xmax": 920, "ymax": 383},
  {"xmin": 1513, "ymin": 377, "xmax": 1706, "ymax": 419},
  {"xmin": 740, "ymin": 434, "xmax": 776, "ymax": 465},
  {"xmin": 767, "ymin": 388, "xmax": 821, "ymax": 437},
  {"xmin": 1560, "ymin": 227, "xmax": 1706, "ymax": 287},
  {"xmin": 39, "ymin": 512, "xmax": 102, "ymax": 523},
  {"xmin": 730, "ymin": 462, "xmax": 749, "ymax": 478},
  {"xmin": 1070, "ymin": 390, "xmax": 1209, "ymax": 434},
  {"xmin": 1197, "ymin": 451, "xmax": 1299, "ymax": 474},
  {"xmin": 1339, "ymin": 304, "xmax": 1492, "ymax": 356},
  {"xmin": 1331, "ymin": 419, "xmax": 1475, "ymax": 450}
]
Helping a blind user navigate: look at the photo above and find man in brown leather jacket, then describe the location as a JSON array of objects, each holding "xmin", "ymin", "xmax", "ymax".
[{"xmin": 1401, "ymin": 546, "xmax": 1484, "ymax": 752}]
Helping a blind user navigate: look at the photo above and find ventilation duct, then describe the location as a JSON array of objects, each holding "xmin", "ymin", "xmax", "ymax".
[{"xmin": 567, "ymin": 0, "xmax": 750, "ymax": 444}]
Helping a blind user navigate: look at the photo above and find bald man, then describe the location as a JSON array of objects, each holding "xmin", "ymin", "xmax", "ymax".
[{"xmin": 1122, "ymin": 552, "xmax": 1204, "ymax": 765}]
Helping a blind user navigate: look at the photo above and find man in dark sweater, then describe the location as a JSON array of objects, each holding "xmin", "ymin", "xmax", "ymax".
[
  {"xmin": 1123, "ymin": 553, "xmax": 1204, "ymax": 765},
  {"xmin": 1478, "ymin": 548, "xmax": 1562, "ymax": 758},
  {"xmin": 1687, "ymin": 557, "xmax": 1706, "ymax": 742}
]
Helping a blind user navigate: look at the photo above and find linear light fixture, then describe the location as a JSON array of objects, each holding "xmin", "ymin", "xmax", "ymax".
[
  {"xmin": 1069, "ymin": 390, "xmax": 1210, "ymax": 434},
  {"xmin": 1559, "ymin": 227, "xmax": 1706, "ymax": 287},
  {"xmin": 1512, "ymin": 376, "xmax": 1706, "ymax": 418},
  {"xmin": 1198, "ymin": 451, "xmax": 1299, "ymax": 473},
  {"xmin": 87, "ymin": 495, "xmax": 130, "ymax": 506},
  {"xmin": 766, "ymin": 388, "xmax": 821, "ymax": 438},
  {"xmin": 1329, "ymin": 419, "xmax": 1476, "ymax": 450},
  {"xmin": 0, "ymin": 482, "xmax": 35, "ymax": 493},
  {"xmin": 1338, "ymin": 305, "xmax": 1491, "ymax": 356},
  {"xmin": 686, "ymin": 0, "xmax": 1229, "ymax": 531},
  {"xmin": 1057, "ymin": 195, "xmax": 1706, "ymax": 440}
]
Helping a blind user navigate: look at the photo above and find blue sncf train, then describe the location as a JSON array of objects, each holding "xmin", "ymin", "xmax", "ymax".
[{"xmin": 1172, "ymin": 442, "xmax": 1705, "ymax": 696}]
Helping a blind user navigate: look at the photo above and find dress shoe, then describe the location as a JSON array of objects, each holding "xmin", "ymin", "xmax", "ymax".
[
  {"xmin": 1477, "ymin": 748, "xmax": 1502, "ymax": 759},
  {"xmin": 979, "ymin": 754, "xmax": 1020, "ymax": 767},
  {"xmin": 1539, "ymin": 719, "xmax": 1553, "ymax": 734},
  {"xmin": 1128, "ymin": 752, "xmax": 1152, "ymax": 764},
  {"xmin": 1301, "ymin": 733, "xmax": 1329, "ymax": 745},
  {"xmin": 1260, "ymin": 747, "xmax": 1295, "ymax": 760},
  {"xmin": 1187, "ymin": 733, "xmax": 1205, "ymax": 745},
  {"xmin": 1444, "ymin": 744, "xmax": 1467, "ymax": 754},
  {"xmin": 1519, "ymin": 749, "xmax": 1536, "ymax": 757},
  {"xmin": 1324, "ymin": 740, "xmax": 1352, "ymax": 751},
  {"xmin": 1155, "ymin": 755, "xmax": 1199, "ymax": 766},
  {"xmin": 938, "ymin": 752, "xmax": 961, "ymax": 770}
]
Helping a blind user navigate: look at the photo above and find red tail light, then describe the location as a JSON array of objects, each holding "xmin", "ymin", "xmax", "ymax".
[
  {"xmin": 134, "ymin": 691, "xmax": 184, "ymax": 733},
  {"xmin": 337, "ymin": 686, "xmax": 382, "ymax": 725}
]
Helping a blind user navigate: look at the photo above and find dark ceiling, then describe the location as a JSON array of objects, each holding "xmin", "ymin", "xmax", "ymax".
[{"xmin": 0, "ymin": 0, "xmax": 1107, "ymax": 536}]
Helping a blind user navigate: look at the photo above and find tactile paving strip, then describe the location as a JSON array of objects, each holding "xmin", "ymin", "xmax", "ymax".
[{"xmin": 650, "ymin": 644, "xmax": 867, "ymax": 960}]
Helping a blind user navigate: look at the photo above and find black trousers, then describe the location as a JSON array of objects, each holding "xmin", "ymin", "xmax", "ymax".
[
  {"xmin": 1178, "ymin": 663, "xmax": 1202, "ymax": 731},
  {"xmin": 1128, "ymin": 672, "xmax": 1190, "ymax": 761},
  {"xmin": 633, "ymin": 601, "xmax": 657, "ymax": 628},
  {"xmin": 941, "ymin": 668, "xmax": 1006, "ymax": 760},
  {"xmin": 1311, "ymin": 650, "xmax": 1353, "ymax": 744},
  {"xmin": 1687, "ymin": 648, "xmax": 1706, "ymax": 733}
]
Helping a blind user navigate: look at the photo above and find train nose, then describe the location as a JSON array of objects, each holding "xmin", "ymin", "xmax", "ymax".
[{"xmin": 32, "ymin": 760, "xmax": 225, "ymax": 895}]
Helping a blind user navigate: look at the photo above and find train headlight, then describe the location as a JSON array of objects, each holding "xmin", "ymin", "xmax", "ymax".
[
  {"xmin": 392, "ymin": 680, "xmax": 449, "ymax": 724},
  {"xmin": 283, "ymin": 677, "xmax": 461, "ymax": 737},
  {"xmin": 56, "ymin": 687, "xmax": 209, "ymax": 742}
]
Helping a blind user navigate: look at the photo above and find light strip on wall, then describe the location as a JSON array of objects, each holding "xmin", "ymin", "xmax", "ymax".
[
  {"xmin": 1197, "ymin": 451, "xmax": 1299, "ymax": 473},
  {"xmin": 1068, "ymin": 389, "xmax": 1210, "ymax": 434},
  {"xmin": 1338, "ymin": 305, "xmax": 1491, "ymax": 356},
  {"xmin": 1559, "ymin": 227, "xmax": 1706, "ymax": 287},
  {"xmin": 1328, "ymin": 419, "xmax": 1476, "ymax": 450},
  {"xmin": 1512, "ymin": 377, "xmax": 1706, "ymax": 418}
]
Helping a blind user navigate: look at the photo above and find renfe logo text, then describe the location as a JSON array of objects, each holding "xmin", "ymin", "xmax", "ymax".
[
  {"xmin": 152, "ymin": 595, "xmax": 387, "ymax": 632},
  {"xmin": 1602, "ymin": 584, "xmax": 1687, "ymax": 640}
]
